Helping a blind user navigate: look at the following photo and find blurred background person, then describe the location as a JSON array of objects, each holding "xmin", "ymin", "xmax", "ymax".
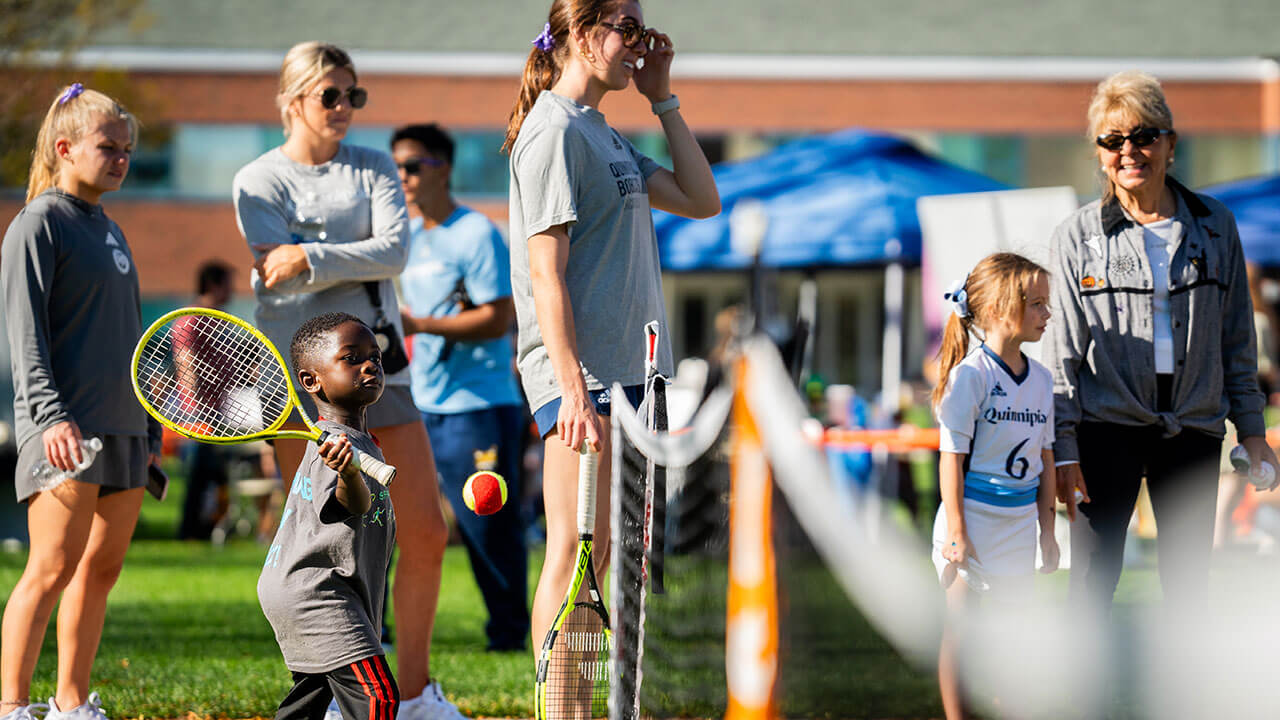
[
  {"xmin": 393, "ymin": 123, "xmax": 529, "ymax": 652},
  {"xmin": 1214, "ymin": 263, "xmax": 1280, "ymax": 549},
  {"xmin": 1249, "ymin": 262, "xmax": 1280, "ymax": 399},
  {"xmin": 176, "ymin": 260, "xmax": 235, "ymax": 540},
  {"xmin": 232, "ymin": 43, "xmax": 460, "ymax": 719}
]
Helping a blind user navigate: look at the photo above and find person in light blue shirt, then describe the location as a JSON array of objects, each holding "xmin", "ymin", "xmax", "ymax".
[{"xmin": 393, "ymin": 124, "xmax": 529, "ymax": 652}]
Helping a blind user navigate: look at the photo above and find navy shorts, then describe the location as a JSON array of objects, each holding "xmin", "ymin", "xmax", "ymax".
[{"xmin": 532, "ymin": 384, "xmax": 644, "ymax": 439}]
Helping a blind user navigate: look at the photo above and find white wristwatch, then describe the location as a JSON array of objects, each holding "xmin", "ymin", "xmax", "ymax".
[{"xmin": 650, "ymin": 94, "xmax": 680, "ymax": 116}]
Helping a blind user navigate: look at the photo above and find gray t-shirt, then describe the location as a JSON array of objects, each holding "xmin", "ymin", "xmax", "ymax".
[
  {"xmin": 233, "ymin": 144, "xmax": 410, "ymax": 387},
  {"xmin": 1, "ymin": 189, "xmax": 161, "ymax": 453},
  {"xmin": 508, "ymin": 91, "xmax": 674, "ymax": 412},
  {"xmin": 257, "ymin": 420, "xmax": 395, "ymax": 673}
]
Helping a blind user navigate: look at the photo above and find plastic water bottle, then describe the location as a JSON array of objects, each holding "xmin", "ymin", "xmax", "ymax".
[
  {"xmin": 1229, "ymin": 444, "xmax": 1276, "ymax": 490},
  {"xmin": 288, "ymin": 193, "xmax": 327, "ymax": 243},
  {"xmin": 31, "ymin": 437, "xmax": 103, "ymax": 492},
  {"xmin": 955, "ymin": 565, "xmax": 990, "ymax": 594}
]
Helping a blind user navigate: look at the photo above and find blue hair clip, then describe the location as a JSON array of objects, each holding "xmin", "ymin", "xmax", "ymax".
[
  {"xmin": 532, "ymin": 22, "xmax": 556, "ymax": 52},
  {"xmin": 943, "ymin": 277, "xmax": 971, "ymax": 319},
  {"xmin": 58, "ymin": 82, "xmax": 85, "ymax": 105}
]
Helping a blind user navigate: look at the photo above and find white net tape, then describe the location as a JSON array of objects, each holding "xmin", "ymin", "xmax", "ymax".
[{"xmin": 742, "ymin": 336, "xmax": 1280, "ymax": 718}]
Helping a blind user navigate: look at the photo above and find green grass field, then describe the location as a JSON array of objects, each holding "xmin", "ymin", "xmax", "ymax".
[
  {"xmin": 0, "ymin": 469, "xmax": 954, "ymax": 719},
  {"xmin": 0, "ymin": 473, "xmax": 542, "ymax": 719},
  {"xmin": 6, "ymin": 469, "xmax": 1270, "ymax": 720}
]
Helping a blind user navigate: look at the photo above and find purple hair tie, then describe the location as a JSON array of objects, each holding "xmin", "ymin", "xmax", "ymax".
[
  {"xmin": 532, "ymin": 22, "xmax": 555, "ymax": 52},
  {"xmin": 58, "ymin": 83, "xmax": 85, "ymax": 105}
]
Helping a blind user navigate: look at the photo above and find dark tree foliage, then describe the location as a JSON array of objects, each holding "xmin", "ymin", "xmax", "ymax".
[{"xmin": 0, "ymin": 0, "xmax": 149, "ymax": 189}]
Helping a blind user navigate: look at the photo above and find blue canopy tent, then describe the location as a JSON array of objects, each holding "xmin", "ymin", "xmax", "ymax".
[
  {"xmin": 653, "ymin": 129, "xmax": 1006, "ymax": 271},
  {"xmin": 1201, "ymin": 174, "xmax": 1280, "ymax": 268}
]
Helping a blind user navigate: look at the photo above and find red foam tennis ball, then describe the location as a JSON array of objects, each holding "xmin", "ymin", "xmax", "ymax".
[{"xmin": 463, "ymin": 471, "xmax": 507, "ymax": 516}]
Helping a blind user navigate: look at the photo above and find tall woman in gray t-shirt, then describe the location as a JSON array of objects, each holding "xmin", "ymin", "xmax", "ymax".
[
  {"xmin": 502, "ymin": 0, "xmax": 720, "ymax": 654},
  {"xmin": 1, "ymin": 85, "xmax": 161, "ymax": 720},
  {"xmin": 232, "ymin": 43, "xmax": 457, "ymax": 713}
]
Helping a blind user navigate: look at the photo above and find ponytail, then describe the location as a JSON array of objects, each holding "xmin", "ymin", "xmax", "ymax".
[
  {"xmin": 932, "ymin": 313, "xmax": 972, "ymax": 409},
  {"xmin": 503, "ymin": 46, "xmax": 562, "ymax": 154},
  {"xmin": 931, "ymin": 252, "xmax": 1049, "ymax": 409},
  {"xmin": 501, "ymin": 0, "xmax": 626, "ymax": 154},
  {"xmin": 27, "ymin": 83, "xmax": 137, "ymax": 203}
]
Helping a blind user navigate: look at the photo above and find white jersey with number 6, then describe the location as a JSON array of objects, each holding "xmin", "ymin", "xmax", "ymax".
[{"xmin": 937, "ymin": 345, "xmax": 1054, "ymax": 506}]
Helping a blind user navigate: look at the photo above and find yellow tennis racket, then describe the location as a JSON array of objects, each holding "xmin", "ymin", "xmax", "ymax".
[
  {"xmin": 131, "ymin": 307, "xmax": 396, "ymax": 486},
  {"xmin": 534, "ymin": 444, "xmax": 610, "ymax": 719}
]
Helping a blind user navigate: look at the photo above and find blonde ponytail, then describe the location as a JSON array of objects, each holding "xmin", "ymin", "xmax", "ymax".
[
  {"xmin": 931, "ymin": 252, "xmax": 1049, "ymax": 409},
  {"xmin": 26, "ymin": 84, "xmax": 137, "ymax": 203},
  {"xmin": 932, "ymin": 312, "xmax": 973, "ymax": 409}
]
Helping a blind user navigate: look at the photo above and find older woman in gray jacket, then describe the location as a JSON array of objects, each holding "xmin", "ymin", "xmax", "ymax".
[{"xmin": 1045, "ymin": 70, "xmax": 1278, "ymax": 616}]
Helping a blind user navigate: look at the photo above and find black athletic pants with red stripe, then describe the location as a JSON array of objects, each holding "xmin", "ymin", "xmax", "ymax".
[{"xmin": 275, "ymin": 654, "xmax": 399, "ymax": 720}]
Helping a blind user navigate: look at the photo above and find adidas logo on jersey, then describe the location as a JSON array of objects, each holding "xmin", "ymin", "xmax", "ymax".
[{"xmin": 990, "ymin": 383, "xmax": 1007, "ymax": 397}]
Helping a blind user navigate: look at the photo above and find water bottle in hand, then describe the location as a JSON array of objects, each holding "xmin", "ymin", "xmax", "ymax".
[
  {"xmin": 1230, "ymin": 444, "xmax": 1276, "ymax": 490},
  {"xmin": 32, "ymin": 437, "xmax": 104, "ymax": 492}
]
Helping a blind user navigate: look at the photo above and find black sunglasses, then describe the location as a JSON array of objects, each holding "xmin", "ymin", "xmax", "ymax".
[
  {"xmin": 601, "ymin": 20, "xmax": 652, "ymax": 50},
  {"xmin": 315, "ymin": 86, "xmax": 368, "ymax": 110},
  {"xmin": 1095, "ymin": 127, "xmax": 1172, "ymax": 152},
  {"xmin": 397, "ymin": 156, "xmax": 446, "ymax": 174}
]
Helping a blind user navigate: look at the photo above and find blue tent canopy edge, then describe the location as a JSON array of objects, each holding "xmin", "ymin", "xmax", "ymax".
[
  {"xmin": 1201, "ymin": 174, "xmax": 1280, "ymax": 268},
  {"xmin": 652, "ymin": 128, "xmax": 1006, "ymax": 271}
]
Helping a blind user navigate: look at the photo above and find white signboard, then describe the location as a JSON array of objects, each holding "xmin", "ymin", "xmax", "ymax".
[{"xmin": 918, "ymin": 187, "xmax": 1079, "ymax": 364}]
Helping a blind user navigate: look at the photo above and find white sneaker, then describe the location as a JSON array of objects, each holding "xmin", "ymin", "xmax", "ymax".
[
  {"xmin": 45, "ymin": 693, "xmax": 106, "ymax": 720},
  {"xmin": 400, "ymin": 683, "xmax": 466, "ymax": 720},
  {"xmin": 323, "ymin": 697, "xmax": 342, "ymax": 720},
  {"xmin": 1, "ymin": 702, "xmax": 50, "ymax": 720}
]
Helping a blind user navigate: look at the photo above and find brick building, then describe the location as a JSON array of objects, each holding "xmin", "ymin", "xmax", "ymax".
[{"xmin": 3, "ymin": 0, "xmax": 1280, "ymax": 391}]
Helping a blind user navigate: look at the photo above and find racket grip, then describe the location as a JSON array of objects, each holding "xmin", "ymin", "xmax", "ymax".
[
  {"xmin": 578, "ymin": 444, "xmax": 599, "ymax": 536},
  {"xmin": 355, "ymin": 450, "xmax": 397, "ymax": 486},
  {"xmin": 317, "ymin": 430, "xmax": 397, "ymax": 486}
]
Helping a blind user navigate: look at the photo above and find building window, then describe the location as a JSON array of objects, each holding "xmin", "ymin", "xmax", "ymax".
[{"xmin": 105, "ymin": 124, "xmax": 520, "ymax": 200}]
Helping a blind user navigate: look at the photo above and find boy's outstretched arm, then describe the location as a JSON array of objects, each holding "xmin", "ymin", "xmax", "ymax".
[{"xmin": 319, "ymin": 435, "xmax": 372, "ymax": 516}]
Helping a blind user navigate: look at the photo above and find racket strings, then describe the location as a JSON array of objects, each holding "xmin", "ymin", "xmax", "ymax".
[
  {"xmin": 137, "ymin": 314, "xmax": 292, "ymax": 438},
  {"xmin": 546, "ymin": 605, "xmax": 609, "ymax": 719}
]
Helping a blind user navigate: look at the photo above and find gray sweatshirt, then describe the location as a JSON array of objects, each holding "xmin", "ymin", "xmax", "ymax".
[
  {"xmin": 1043, "ymin": 177, "xmax": 1265, "ymax": 463},
  {"xmin": 1, "ymin": 189, "xmax": 161, "ymax": 452},
  {"xmin": 232, "ymin": 144, "xmax": 410, "ymax": 384},
  {"xmin": 257, "ymin": 420, "xmax": 394, "ymax": 673}
]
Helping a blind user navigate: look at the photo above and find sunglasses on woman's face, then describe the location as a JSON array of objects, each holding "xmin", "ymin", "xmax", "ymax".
[
  {"xmin": 396, "ymin": 156, "xmax": 446, "ymax": 174},
  {"xmin": 314, "ymin": 86, "xmax": 368, "ymax": 110},
  {"xmin": 601, "ymin": 20, "xmax": 652, "ymax": 50},
  {"xmin": 1095, "ymin": 127, "xmax": 1171, "ymax": 152}
]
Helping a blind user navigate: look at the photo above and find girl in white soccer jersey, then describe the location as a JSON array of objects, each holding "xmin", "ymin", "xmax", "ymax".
[{"xmin": 930, "ymin": 252, "xmax": 1060, "ymax": 720}]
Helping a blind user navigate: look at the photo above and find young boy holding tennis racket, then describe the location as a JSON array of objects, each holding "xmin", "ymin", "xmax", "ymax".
[
  {"xmin": 257, "ymin": 312, "xmax": 398, "ymax": 720},
  {"xmin": 930, "ymin": 253, "xmax": 1060, "ymax": 720}
]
